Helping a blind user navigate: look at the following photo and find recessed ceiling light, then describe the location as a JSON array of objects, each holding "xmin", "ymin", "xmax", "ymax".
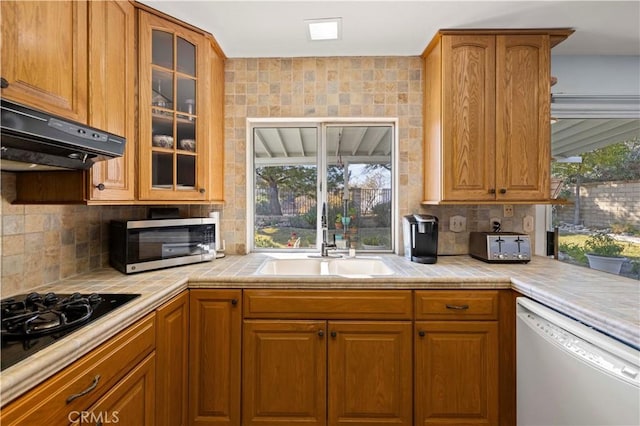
[{"xmin": 305, "ymin": 18, "xmax": 341, "ymax": 41}]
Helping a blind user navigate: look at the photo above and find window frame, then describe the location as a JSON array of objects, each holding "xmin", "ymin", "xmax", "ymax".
[{"xmin": 246, "ymin": 117, "xmax": 399, "ymax": 254}]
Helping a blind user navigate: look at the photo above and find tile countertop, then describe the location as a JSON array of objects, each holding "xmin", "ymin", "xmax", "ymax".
[{"xmin": 1, "ymin": 253, "xmax": 638, "ymax": 406}]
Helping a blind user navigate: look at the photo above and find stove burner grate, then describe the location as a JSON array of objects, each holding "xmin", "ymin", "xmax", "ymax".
[
  {"xmin": 1, "ymin": 292, "xmax": 140, "ymax": 371},
  {"xmin": 2, "ymin": 292, "xmax": 103, "ymax": 338}
]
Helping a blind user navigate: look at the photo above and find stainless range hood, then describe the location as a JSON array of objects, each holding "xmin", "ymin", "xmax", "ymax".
[{"xmin": 1, "ymin": 99, "xmax": 126, "ymax": 171}]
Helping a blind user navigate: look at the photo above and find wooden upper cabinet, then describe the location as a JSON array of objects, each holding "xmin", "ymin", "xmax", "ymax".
[
  {"xmin": 495, "ymin": 35, "xmax": 551, "ymax": 201},
  {"xmin": 208, "ymin": 41, "xmax": 226, "ymax": 203},
  {"xmin": 87, "ymin": 0, "xmax": 136, "ymax": 201},
  {"xmin": 138, "ymin": 10, "xmax": 212, "ymax": 202},
  {"xmin": 441, "ymin": 35, "xmax": 496, "ymax": 202},
  {"xmin": 1, "ymin": 0, "xmax": 88, "ymax": 122},
  {"xmin": 422, "ymin": 29, "xmax": 572, "ymax": 204},
  {"xmin": 9, "ymin": 0, "xmax": 135, "ymax": 205}
]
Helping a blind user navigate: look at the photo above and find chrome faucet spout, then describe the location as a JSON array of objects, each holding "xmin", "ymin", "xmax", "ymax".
[{"xmin": 320, "ymin": 202, "xmax": 336, "ymax": 257}]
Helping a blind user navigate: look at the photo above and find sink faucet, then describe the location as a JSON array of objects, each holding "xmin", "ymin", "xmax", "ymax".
[{"xmin": 321, "ymin": 202, "xmax": 337, "ymax": 257}]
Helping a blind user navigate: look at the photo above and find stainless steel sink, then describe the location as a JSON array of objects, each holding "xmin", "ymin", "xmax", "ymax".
[{"xmin": 257, "ymin": 257, "xmax": 395, "ymax": 276}]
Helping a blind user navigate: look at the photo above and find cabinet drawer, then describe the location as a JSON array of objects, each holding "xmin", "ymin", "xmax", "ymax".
[
  {"xmin": 415, "ymin": 290, "xmax": 499, "ymax": 320},
  {"xmin": 1, "ymin": 314, "xmax": 156, "ymax": 425},
  {"xmin": 244, "ymin": 290, "xmax": 413, "ymax": 320}
]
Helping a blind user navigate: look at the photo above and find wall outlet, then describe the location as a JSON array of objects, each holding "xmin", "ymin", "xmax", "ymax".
[
  {"xmin": 523, "ymin": 215, "xmax": 534, "ymax": 233},
  {"xmin": 490, "ymin": 217, "xmax": 502, "ymax": 232},
  {"xmin": 503, "ymin": 204, "xmax": 514, "ymax": 217},
  {"xmin": 449, "ymin": 215, "xmax": 466, "ymax": 232}
]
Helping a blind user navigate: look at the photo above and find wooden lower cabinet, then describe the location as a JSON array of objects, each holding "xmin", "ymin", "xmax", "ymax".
[
  {"xmin": 414, "ymin": 290, "xmax": 504, "ymax": 426},
  {"xmin": 1, "ymin": 289, "xmax": 514, "ymax": 426},
  {"xmin": 84, "ymin": 352, "xmax": 156, "ymax": 425},
  {"xmin": 0, "ymin": 314, "xmax": 155, "ymax": 426},
  {"xmin": 243, "ymin": 320, "xmax": 327, "ymax": 426},
  {"xmin": 242, "ymin": 319, "xmax": 413, "ymax": 426},
  {"xmin": 156, "ymin": 291, "xmax": 190, "ymax": 426},
  {"xmin": 189, "ymin": 290, "xmax": 242, "ymax": 425},
  {"xmin": 328, "ymin": 321, "xmax": 413, "ymax": 426},
  {"xmin": 414, "ymin": 321, "xmax": 499, "ymax": 426}
]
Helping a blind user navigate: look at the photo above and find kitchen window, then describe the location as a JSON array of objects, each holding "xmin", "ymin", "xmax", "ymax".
[
  {"xmin": 541, "ymin": 90, "xmax": 640, "ymax": 279},
  {"xmin": 246, "ymin": 118, "xmax": 397, "ymax": 253}
]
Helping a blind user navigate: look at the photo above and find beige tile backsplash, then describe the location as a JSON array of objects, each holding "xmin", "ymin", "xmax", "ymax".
[
  {"xmin": 222, "ymin": 57, "xmax": 535, "ymax": 255},
  {"xmin": 1, "ymin": 55, "xmax": 536, "ymax": 296},
  {"xmin": 0, "ymin": 173, "xmax": 224, "ymax": 297}
]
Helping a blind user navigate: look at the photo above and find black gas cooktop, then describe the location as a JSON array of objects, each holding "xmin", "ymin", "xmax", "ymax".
[{"xmin": 1, "ymin": 292, "xmax": 140, "ymax": 371}]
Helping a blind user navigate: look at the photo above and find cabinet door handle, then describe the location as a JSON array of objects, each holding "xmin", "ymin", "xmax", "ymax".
[
  {"xmin": 0, "ymin": 77, "xmax": 8, "ymax": 89},
  {"xmin": 318, "ymin": 329, "xmax": 325, "ymax": 338},
  {"xmin": 446, "ymin": 304, "xmax": 469, "ymax": 310},
  {"xmin": 488, "ymin": 188, "xmax": 496, "ymax": 194},
  {"xmin": 418, "ymin": 330, "xmax": 426, "ymax": 337},
  {"xmin": 95, "ymin": 183, "xmax": 105, "ymax": 191},
  {"xmin": 231, "ymin": 298, "xmax": 238, "ymax": 306},
  {"xmin": 330, "ymin": 331, "xmax": 337, "ymax": 338},
  {"xmin": 66, "ymin": 374, "xmax": 100, "ymax": 404},
  {"xmin": 199, "ymin": 188, "xmax": 206, "ymax": 194},
  {"xmin": 499, "ymin": 188, "xmax": 507, "ymax": 194}
]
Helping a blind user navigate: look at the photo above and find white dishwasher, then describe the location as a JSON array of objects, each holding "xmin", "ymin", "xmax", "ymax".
[{"xmin": 517, "ymin": 297, "xmax": 640, "ymax": 426}]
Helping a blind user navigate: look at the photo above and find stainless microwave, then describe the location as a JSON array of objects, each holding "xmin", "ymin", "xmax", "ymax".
[{"xmin": 109, "ymin": 218, "xmax": 217, "ymax": 274}]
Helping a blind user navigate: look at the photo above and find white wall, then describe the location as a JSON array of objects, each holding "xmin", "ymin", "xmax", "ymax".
[{"xmin": 551, "ymin": 55, "xmax": 640, "ymax": 95}]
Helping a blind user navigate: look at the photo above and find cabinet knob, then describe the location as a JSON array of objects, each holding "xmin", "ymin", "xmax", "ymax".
[
  {"xmin": 318, "ymin": 329, "xmax": 325, "ymax": 337},
  {"xmin": 199, "ymin": 188, "xmax": 206, "ymax": 194},
  {"xmin": 330, "ymin": 331, "xmax": 337, "ymax": 338},
  {"xmin": 418, "ymin": 330, "xmax": 426, "ymax": 337},
  {"xmin": 488, "ymin": 188, "xmax": 496, "ymax": 194},
  {"xmin": 499, "ymin": 188, "xmax": 507, "ymax": 194},
  {"xmin": 95, "ymin": 183, "xmax": 105, "ymax": 191},
  {"xmin": 0, "ymin": 77, "xmax": 8, "ymax": 89},
  {"xmin": 231, "ymin": 298, "xmax": 238, "ymax": 306}
]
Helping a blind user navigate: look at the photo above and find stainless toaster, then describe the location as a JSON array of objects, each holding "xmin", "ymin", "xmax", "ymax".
[{"xmin": 469, "ymin": 232, "xmax": 531, "ymax": 263}]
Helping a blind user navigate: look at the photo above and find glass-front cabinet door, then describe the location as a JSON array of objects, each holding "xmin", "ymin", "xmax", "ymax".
[{"xmin": 138, "ymin": 11, "xmax": 210, "ymax": 201}]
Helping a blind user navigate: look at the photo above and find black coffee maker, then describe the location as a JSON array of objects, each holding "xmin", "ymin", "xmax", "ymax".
[{"xmin": 403, "ymin": 214, "xmax": 438, "ymax": 264}]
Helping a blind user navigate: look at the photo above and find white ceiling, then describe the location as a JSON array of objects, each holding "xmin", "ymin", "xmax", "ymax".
[{"xmin": 139, "ymin": 1, "xmax": 640, "ymax": 58}]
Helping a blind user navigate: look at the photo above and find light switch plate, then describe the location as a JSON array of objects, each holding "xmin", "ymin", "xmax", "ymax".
[
  {"xmin": 449, "ymin": 215, "xmax": 466, "ymax": 232},
  {"xmin": 503, "ymin": 204, "xmax": 514, "ymax": 217},
  {"xmin": 523, "ymin": 215, "xmax": 534, "ymax": 233}
]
